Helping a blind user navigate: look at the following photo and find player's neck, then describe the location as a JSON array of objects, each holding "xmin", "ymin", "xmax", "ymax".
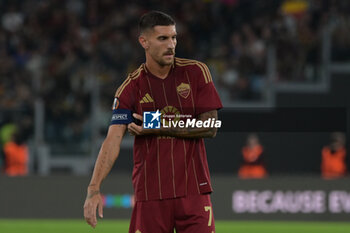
[{"xmin": 145, "ymin": 57, "xmax": 172, "ymax": 80}]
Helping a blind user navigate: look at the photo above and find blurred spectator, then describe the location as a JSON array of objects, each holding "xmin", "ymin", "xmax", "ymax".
[
  {"xmin": 3, "ymin": 130, "xmax": 29, "ymax": 176},
  {"xmin": 238, "ymin": 133, "xmax": 267, "ymax": 179},
  {"xmin": 330, "ymin": 2, "xmax": 350, "ymax": 62},
  {"xmin": 1, "ymin": 5, "xmax": 24, "ymax": 32},
  {"xmin": 321, "ymin": 132, "xmax": 347, "ymax": 179},
  {"xmin": 275, "ymin": 0, "xmax": 323, "ymax": 82}
]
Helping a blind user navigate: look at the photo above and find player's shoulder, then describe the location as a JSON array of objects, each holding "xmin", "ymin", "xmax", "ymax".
[
  {"xmin": 175, "ymin": 57, "xmax": 212, "ymax": 84},
  {"xmin": 127, "ymin": 64, "xmax": 146, "ymax": 81},
  {"xmin": 175, "ymin": 57, "xmax": 208, "ymax": 69},
  {"xmin": 121, "ymin": 64, "xmax": 145, "ymax": 85},
  {"xmin": 115, "ymin": 64, "xmax": 145, "ymax": 97}
]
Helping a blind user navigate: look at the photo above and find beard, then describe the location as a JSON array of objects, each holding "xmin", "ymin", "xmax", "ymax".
[{"xmin": 157, "ymin": 57, "xmax": 174, "ymax": 66}]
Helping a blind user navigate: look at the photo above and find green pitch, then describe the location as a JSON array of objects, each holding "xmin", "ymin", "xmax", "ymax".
[{"xmin": 1, "ymin": 219, "xmax": 350, "ymax": 233}]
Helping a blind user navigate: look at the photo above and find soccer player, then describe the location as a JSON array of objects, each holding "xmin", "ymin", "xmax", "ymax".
[{"xmin": 84, "ymin": 11, "xmax": 222, "ymax": 233}]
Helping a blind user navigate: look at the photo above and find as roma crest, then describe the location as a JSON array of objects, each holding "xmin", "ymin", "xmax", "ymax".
[{"xmin": 176, "ymin": 83, "xmax": 191, "ymax": 99}]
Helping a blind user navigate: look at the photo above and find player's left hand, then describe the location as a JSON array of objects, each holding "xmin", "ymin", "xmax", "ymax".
[{"xmin": 128, "ymin": 113, "xmax": 145, "ymax": 136}]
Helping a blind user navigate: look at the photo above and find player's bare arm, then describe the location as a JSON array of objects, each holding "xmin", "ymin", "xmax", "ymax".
[
  {"xmin": 84, "ymin": 124, "xmax": 126, "ymax": 228},
  {"xmin": 128, "ymin": 110, "xmax": 218, "ymax": 138}
]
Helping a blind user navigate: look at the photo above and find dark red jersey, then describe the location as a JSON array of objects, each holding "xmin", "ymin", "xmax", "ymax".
[{"xmin": 114, "ymin": 58, "xmax": 223, "ymax": 201}]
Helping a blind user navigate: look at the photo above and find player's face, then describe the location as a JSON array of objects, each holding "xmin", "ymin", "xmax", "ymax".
[{"xmin": 144, "ymin": 25, "xmax": 177, "ymax": 66}]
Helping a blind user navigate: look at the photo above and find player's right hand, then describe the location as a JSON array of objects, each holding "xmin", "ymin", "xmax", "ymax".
[{"xmin": 84, "ymin": 189, "xmax": 104, "ymax": 228}]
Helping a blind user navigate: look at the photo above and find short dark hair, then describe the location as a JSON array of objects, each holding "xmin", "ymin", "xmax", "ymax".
[{"xmin": 139, "ymin": 11, "xmax": 175, "ymax": 34}]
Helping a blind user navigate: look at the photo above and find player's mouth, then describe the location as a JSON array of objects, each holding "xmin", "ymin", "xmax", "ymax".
[{"xmin": 163, "ymin": 51, "xmax": 174, "ymax": 58}]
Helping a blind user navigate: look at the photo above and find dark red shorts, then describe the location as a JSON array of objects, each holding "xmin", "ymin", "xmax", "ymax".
[{"xmin": 129, "ymin": 194, "xmax": 215, "ymax": 233}]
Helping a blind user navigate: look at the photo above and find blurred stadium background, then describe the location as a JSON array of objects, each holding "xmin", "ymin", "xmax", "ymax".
[{"xmin": 1, "ymin": 0, "xmax": 350, "ymax": 232}]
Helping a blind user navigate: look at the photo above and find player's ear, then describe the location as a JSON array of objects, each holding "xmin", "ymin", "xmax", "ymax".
[{"xmin": 139, "ymin": 35, "xmax": 149, "ymax": 50}]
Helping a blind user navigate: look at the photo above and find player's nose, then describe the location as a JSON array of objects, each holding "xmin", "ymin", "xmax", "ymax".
[{"xmin": 168, "ymin": 39, "xmax": 176, "ymax": 50}]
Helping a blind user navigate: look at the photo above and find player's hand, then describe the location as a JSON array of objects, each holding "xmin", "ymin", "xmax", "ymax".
[
  {"xmin": 128, "ymin": 113, "xmax": 144, "ymax": 136},
  {"xmin": 84, "ymin": 189, "xmax": 103, "ymax": 228}
]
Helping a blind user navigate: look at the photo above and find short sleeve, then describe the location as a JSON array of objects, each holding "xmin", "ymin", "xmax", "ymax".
[{"xmin": 194, "ymin": 63, "xmax": 223, "ymax": 116}]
